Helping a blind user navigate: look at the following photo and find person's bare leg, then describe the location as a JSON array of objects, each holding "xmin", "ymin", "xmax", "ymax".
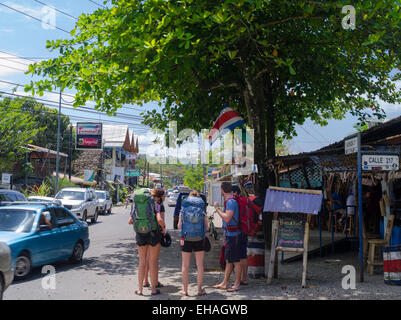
[
  {"xmin": 240, "ymin": 258, "xmax": 248, "ymax": 283},
  {"xmin": 227, "ymin": 262, "xmax": 241, "ymax": 291},
  {"xmin": 213, "ymin": 261, "xmax": 232, "ymax": 289},
  {"xmin": 137, "ymin": 245, "xmax": 149, "ymax": 295},
  {"xmin": 148, "ymin": 244, "xmax": 160, "ymax": 294},
  {"xmin": 155, "ymin": 242, "xmax": 161, "ymax": 286},
  {"xmin": 143, "ymin": 249, "xmax": 150, "ymax": 286},
  {"xmin": 180, "ymin": 252, "xmax": 191, "ymax": 295},
  {"xmin": 195, "ymin": 251, "xmax": 205, "ymax": 295}
]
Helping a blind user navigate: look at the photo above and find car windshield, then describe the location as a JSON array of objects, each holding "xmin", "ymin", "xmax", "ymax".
[
  {"xmin": 95, "ymin": 192, "xmax": 106, "ymax": 199},
  {"xmin": 56, "ymin": 191, "xmax": 85, "ymax": 200},
  {"xmin": 0, "ymin": 193, "xmax": 12, "ymax": 202},
  {"xmin": 0, "ymin": 209, "xmax": 37, "ymax": 233}
]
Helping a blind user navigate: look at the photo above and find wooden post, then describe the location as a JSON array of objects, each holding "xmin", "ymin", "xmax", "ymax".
[
  {"xmin": 267, "ymin": 212, "xmax": 279, "ymax": 284},
  {"xmin": 302, "ymin": 214, "xmax": 311, "ymax": 288}
]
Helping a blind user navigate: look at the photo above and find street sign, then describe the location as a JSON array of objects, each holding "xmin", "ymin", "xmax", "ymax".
[
  {"xmin": 345, "ymin": 137, "xmax": 358, "ymax": 155},
  {"xmin": 125, "ymin": 169, "xmax": 141, "ymax": 177},
  {"xmin": 1, "ymin": 173, "xmax": 12, "ymax": 185},
  {"xmin": 76, "ymin": 122, "xmax": 103, "ymax": 150},
  {"xmin": 362, "ymin": 155, "xmax": 399, "ymax": 171}
]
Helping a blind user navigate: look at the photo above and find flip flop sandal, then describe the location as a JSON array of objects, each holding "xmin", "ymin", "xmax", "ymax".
[
  {"xmin": 240, "ymin": 281, "xmax": 249, "ymax": 285},
  {"xmin": 156, "ymin": 282, "xmax": 164, "ymax": 288},
  {"xmin": 227, "ymin": 286, "xmax": 240, "ymax": 292},
  {"xmin": 178, "ymin": 291, "xmax": 188, "ymax": 296},
  {"xmin": 197, "ymin": 289, "xmax": 207, "ymax": 296},
  {"xmin": 151, "ymin": 289, "xmax": 161, "ymax": 295},
  {"xmin": 135, "ymin": 290, "xmax": 143, "ymax": 296},
  {"xmin": 213, "ymin": 284, "xmax": 227, "ymax": 290},
  {"xmin": 143, "ymin": 283, "xmax": 150, "ymax": 288}
]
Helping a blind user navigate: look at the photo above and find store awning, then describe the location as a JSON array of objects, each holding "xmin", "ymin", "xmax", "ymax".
[{"xmin": 263, "ymin": 187, "xmax": 323, "ymax": 215}]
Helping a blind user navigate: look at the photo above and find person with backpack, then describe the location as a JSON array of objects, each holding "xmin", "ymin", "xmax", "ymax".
[
  {"xmin": 232, "ymin": 185, "xmax": 248, "ymax": 286},
  {"xmin": 143, "ymin": 188, "xmax": 166, "ymax": 289},
  {"xmin": 213, "ymin": 182, "xmax": 242, "ymax": 292},
  {"xmin": 128, "ymin": 188, "xmax": 166, "ymax": 296},
  {"xmin": 178, "ymin": 190, "xmax": 209, "ymax": 296}
]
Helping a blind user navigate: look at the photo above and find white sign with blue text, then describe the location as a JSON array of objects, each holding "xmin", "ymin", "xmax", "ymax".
[{"xmin": 362, "ymin": 155, "xmax": 399, "ymax": 171}]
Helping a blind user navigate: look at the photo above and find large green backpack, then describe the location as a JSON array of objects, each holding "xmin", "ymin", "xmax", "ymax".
[{"xmin": 132, "ymin": 189, "xmax": 158, "ymax": 235}]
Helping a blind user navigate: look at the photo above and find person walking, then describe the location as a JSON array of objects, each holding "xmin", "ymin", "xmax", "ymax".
[
  {"xmin": 178, "ymin": 190, "xmax": 209, "ymax": 296},
  {"xmin": 128, "ymin": 188, "xmax": 165, "ymax": 296},
  {"xmin": 143, "ymin": 188, "xmax": 166, "ymax": 289},
  {"xmin": 213, "ymin": 182, "xmax": 242, "ymax": 292}
]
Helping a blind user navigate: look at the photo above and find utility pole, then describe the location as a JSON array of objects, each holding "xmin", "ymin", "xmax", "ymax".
[
  {"xmin": 147, "ymin": 162, "xmax": 150, "ymax": 187},
  {"xmin": 55, "ymin": 90, "xmax": 62, "ymax": 194},
  {"xmin": 68, "ymin": 125, "xmax": 72, "ymax": 181}
]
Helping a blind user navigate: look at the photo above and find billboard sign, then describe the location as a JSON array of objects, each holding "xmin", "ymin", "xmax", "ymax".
[{"xmin": 76, "ymin": 123, "xmax": 103, "ymax": 150}]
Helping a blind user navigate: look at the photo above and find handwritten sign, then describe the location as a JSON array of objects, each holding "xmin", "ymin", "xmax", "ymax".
[{"xmin": 278, "ymin": 214, "xmax": 305, "ymax": 248}]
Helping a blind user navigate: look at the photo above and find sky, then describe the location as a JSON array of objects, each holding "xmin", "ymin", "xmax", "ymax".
[{"xmin": 1, "ymin": 0, "xmax": 401, "ymax": 156}]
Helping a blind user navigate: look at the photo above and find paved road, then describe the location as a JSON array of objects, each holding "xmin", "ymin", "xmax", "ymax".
[{"xmin": 4, "ymin": 202, "xmax": 175, "ymax": 300}]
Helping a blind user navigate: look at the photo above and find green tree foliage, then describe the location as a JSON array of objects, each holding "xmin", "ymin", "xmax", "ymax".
[
  {"xmin": 183, "ymin": 165, "xmax": 205, "ymax": 192},
  {"xmin": 26, "ymin": 1, "xmax": 401, "ymax": 193},
  {"xmin": 0, "ymin": 97, "xmax": 41, "ymax": 172}
]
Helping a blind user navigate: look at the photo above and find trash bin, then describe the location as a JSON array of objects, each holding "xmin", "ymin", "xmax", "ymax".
[{"xmin": 383, "ymin": 245, "xmax": 401, "ymax": 285}]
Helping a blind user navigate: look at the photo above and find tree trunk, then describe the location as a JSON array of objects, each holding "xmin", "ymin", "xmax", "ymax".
[{"xmin": 242, "ymin": 73, "xmax": 277, "ymax": 251}]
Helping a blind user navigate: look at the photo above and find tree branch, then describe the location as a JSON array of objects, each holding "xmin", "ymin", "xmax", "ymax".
[{"xmin": 191, "ymin": 68, "xmax": 241, "ymax": 91}]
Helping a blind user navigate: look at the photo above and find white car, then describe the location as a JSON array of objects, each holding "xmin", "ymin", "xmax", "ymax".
[
  {"xmin": 27, "ymin": 196, "xmax": 62, "ymax": 206},
  {"xmin": 95, "ymin": 190, "xmax": 112, "ymax": 214},
  {"xmin": 168, "ymin": 192, "xmax": 179, "ymax": 207},
  {"xmin": 0, "ymin": 242, "xmax": 14, "ymax": 300},
  {"xmin": 55, "ymin": 188, "xmax": 100, "ymax": 223}
]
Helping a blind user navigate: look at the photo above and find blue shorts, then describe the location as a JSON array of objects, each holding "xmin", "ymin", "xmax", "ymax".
[
  {"xmin": 225, "ymin": 235, "xmax": 241, "ymax": 263},
  {"xmin": 239, "ymin": 232, "xmax": 248, "ymax": 260}
]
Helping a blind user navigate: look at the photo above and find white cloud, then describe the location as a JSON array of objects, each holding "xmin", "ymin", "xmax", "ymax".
[{"xmin": 3, "ymin": 2, "xmax": 44, "ymax": 20}]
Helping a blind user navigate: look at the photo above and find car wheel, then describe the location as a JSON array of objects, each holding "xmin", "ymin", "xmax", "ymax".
[
  {"xmin": 91, "ymin": 209, "xmax": 98, "ymax": 223},
  {"xmin": 15, "ymin": 253, "xmax": 31, "ymax": 280},
  {"xmin": 70, "ymin": 242, "xmax": 84, "ymax": 264},
  {"xmin": 82, "ymin": 211, "xmax": 87, "ymax": 222}
]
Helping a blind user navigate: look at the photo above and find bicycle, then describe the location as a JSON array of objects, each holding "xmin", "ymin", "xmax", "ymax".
[{"xmin": 207, "ymin": 210, "xmax": 219, "ymax": 240}]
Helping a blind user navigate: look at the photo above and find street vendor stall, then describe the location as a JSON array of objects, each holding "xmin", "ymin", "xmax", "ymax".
[{"xmin": 264, "ymin": 186, "xmax": 323, "ymax": 288}]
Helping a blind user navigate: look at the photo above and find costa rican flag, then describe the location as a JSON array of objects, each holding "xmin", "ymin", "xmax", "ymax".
[{"xmin": 208, "ymin": 105, "xmax": 246, "ymax": 144}]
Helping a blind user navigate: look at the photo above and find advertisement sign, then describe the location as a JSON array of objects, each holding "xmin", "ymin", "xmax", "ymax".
[
  {"xmin": 362, "ymin": 155, "xmax": 399, "ymax": 171},
  {"xmin": 1, "ymin": 173, "xmax": 12, "ymax": 185},
  {"xmin": 76, "ymin": 122, "xmax": 103, "ymax": 150}
]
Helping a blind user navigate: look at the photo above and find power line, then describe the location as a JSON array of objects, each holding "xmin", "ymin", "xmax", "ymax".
[
  {"xmin": 31, "ymin": 0, "xmax": 78, "ymax": 21},
  {"xmin": 0, "ymin": 89, "xmax": 145, "ymax": 121},
  {"xmin": 88, "ymin": 0, "xmax": 106, "ymax": 9},
  {"xmin": 0, "ymin": 63, "xmax": 26, "ymax": 72},
  {"xmin": 0, "ymin": 2, "xmax": 71, "ymax": 34}
]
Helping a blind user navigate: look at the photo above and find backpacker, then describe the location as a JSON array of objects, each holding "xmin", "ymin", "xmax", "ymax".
[
  {"xmin": 225, "ymin": 194, "xmax": 258, "ymax": 236},
  {"xmin": 132, "ymin": 188, "xmax": 158, "ymax": 235},
  {"xmin": 181, "ymin": 196, "xmax": 206, "ymax": 240}
]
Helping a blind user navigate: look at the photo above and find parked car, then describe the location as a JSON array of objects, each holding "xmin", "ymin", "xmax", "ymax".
[
  {"xmin": 173, "ymin": 192, "xmax": 207, "ymax": 229},
  {"xmin": 166, "ymin": 189, "xmax": 173, "ymax": 197},
  {"xmin": 27, "ymin": 196, "xmax": 62, "ymax": 206},
  {"xmin": 55, "ymin": 188, "xmax": 100, "ymax": 223},
  {"xmin": 94, "ymin": 191, "xmax": 112, "ymax": 215},
  {"xmin": 0, "ymin": 242, "xmax": 13, "ymax": 300},
  {"xmin": 168, "ymin": 192, "xmax": 179, "ymax": 207},
  {"xmin": 0, "ymin": 203, "xmax": 90, "ymax": 280},
  {"xmin": 0, "ymin": 190, "xmax": 27, "ymax": 207}
]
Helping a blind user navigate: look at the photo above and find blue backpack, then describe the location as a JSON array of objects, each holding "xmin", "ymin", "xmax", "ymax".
[{"xmin": 181, "ymin": 196, "xmax": 206, "ymax": 240}]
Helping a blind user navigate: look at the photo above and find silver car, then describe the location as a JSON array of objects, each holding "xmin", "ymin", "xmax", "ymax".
[
  {"xmin": 0, "ymin": 242, "xmax": 14, "ymax": 300},
  {"xmin": 95, "ymin": 191, "xmax": 112, "ymax": 214}
]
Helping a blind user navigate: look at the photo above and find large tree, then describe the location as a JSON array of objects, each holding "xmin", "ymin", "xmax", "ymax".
[
  {"xmin": 0, "ymin": 97, "xmax": 41, "ymax": 172},
  {"xmin": 26, "ymin": 0, "xmax": 401, "ymax": 195}
]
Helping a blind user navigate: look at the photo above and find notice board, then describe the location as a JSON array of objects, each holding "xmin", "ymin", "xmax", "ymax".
[{"xmin": 278, "ymin": 214, "xmax": 305, "ymax": 249}]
